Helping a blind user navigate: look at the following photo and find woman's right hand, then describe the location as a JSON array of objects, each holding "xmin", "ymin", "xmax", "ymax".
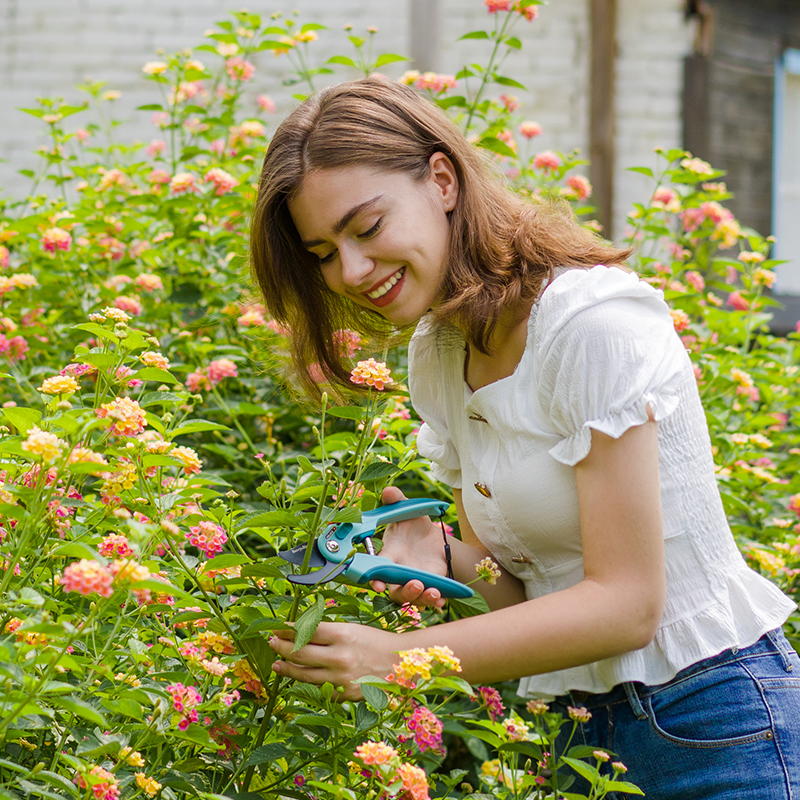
[{"xmin": 370, "ymin": 486, "xmax": 450, "ymax": 609}]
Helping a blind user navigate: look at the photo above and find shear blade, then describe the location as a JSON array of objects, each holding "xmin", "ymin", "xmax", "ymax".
[
  {"xmin": 278, "ymin": 541, "xmax": 326, "ymax": 568},
  {"xmin": 287, "ymin": 561, "xmax": 348, "ymax": 586}
]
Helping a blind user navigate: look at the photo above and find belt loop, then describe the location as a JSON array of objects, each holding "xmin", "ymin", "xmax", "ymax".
[
  {"xmin": 623, "ymin": 682, "xmax": 648, "ymax": 721},
  {"xmin": 766, "ymin": 628, "xmax": 794, "ymax": 673}
]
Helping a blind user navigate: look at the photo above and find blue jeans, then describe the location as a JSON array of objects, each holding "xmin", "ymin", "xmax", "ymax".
[{"xmin": 552, "ymin": 628, "xmax": 800, "ymax": 799}]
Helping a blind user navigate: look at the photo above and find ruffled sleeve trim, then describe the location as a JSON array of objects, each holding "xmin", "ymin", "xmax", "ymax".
[{"xmin": 535, "ymin": 265, "xmax": 691, "ymax": 467}]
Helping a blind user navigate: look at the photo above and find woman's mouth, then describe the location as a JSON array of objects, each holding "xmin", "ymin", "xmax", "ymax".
[{"xmin": 363, "ymin": 266, "xmax": 405, "ymax": 307}]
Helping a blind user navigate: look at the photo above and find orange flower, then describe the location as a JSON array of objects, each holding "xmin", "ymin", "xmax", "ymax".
[
  {"xmin": 350, "ymin": 358, "xmax": 392, "ymax": 390},
  {"xmin": 96, "ymin": 397, "xmax": 147, "ymax": 436}
]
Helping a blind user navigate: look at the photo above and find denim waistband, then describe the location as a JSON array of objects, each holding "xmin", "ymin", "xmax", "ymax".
[{"xmin": 563, "ymin": 628, "xmax": 794, "ymax": 718}]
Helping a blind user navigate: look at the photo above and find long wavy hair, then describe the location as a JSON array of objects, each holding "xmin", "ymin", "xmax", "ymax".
[{"xmin": 250, "ymin": 77, "xmax": 630, "ymax": 398}]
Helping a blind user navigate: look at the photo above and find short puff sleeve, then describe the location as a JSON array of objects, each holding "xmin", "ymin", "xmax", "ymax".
[
  {"xmin": 408, "ymin": 316, "xmax": 463, "ymax": 488},
  {"xmin": 535, "ymin": 266, "xmax": 690, "ymax": 466}
]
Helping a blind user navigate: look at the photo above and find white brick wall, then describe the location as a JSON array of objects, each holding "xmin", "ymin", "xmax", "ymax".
[{"xmin": 0, "ymin": 0, "xmax": 690, "ymax": 238}]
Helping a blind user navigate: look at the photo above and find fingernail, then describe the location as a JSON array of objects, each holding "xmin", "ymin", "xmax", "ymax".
[{"xmin": 272, "ymin": 662, "xmax": 281, "ymax": 673}]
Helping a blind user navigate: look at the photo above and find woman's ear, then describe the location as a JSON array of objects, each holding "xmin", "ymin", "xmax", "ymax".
[{"xmin": 428, "ymin": 151, "xmax": 459, "ymax": 212}]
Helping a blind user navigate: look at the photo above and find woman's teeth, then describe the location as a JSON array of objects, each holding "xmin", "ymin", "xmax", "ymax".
[{"xmin": 367, "ymin": 267, "xmax": 405, "ymax": 299}]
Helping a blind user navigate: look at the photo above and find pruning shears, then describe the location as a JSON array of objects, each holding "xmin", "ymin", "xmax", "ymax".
[{"xmin": 278, "ymin": 498, "xmax": 474, "ymax": 599}]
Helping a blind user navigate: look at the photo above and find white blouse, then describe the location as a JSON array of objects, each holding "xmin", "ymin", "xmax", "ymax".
[{"xmin": 409, "ymin": 264, "xmax": 796, "ymax": 697}]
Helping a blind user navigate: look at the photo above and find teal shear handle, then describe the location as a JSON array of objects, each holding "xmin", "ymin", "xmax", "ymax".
[{"xmin": 345, "ymin": 554, "xmax": 474, "ymax": 599}]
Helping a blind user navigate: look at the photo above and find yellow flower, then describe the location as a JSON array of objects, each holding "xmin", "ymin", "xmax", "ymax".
[
  {"xmin": 428, "ymin": 645, "xmax": 461, "ymax": 672},
  {"xmin": 119, "ymin": 746, "xmax": 145, "ymax": 767},
  {"xmin": 102, "ymin": 461, "xmax": 137, "ymax": 496},
  {"xmin": 135, "ymin": 773, "xmax": 162, "ymax": 797},
  {"xmin": 38, "ymin": 375, "xmax": 79, "ymax": 395},
  {"xmin": 140, "ymin": 351, "xmax": 170, "ymax": 369},
  {"xmin": 21, "ymin": 426, "xmax": 66, "ymax": 461},
  {"xmin": 172, "ymin": 446, "xmax": 202, "ymax": 475}
]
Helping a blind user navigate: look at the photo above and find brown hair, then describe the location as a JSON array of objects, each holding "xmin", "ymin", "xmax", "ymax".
[{"xmin": 250, "ymin": 76, "xmax": 630, "ymax": 398}]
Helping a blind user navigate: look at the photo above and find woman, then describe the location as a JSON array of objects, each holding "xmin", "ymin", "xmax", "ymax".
[{"xmin": 251, "ymin": 77, "xmax": 799, "ymax": 797}]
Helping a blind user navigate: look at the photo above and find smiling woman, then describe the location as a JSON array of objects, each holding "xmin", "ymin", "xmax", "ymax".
[
  {"xmin": 250, "ymin": 76, "xmax": 800, "ymax": 799},
  {"xmin": 250, "ymin": 76, "xmax": 628, "ymax": 398}
]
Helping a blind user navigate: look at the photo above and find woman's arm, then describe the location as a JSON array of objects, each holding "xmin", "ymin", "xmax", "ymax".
[
  {"xmin": 370, "ymin": 486, "xmax": 528, "ymax": 611},
  {"xmin": 269, "ymin": 419, "xmax": 666, "ymax": 697}
]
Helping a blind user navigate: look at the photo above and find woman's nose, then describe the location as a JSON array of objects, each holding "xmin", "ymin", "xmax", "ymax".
[{"xmin": 339, "ymin": 245, "xmax": 374, "ymax": 289}]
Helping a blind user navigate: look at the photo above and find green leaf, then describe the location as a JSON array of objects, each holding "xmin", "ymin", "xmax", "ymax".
[
  {"xmin": 139, "ymin": 391, "xmax": 186, "ymax": 407},
  {"xmin": 374, "ymin": 53, "xmax": 408, "ymax": 67},
  {"xmin": 135, "ymin": 367, "xmax": 178, "ymax": 384},
  {"xmin": 130, "ymin": 578, "xmax": 187, "ymax": 598},
  {"xmin": 78, "ymin": 352, "xmax": 117, "ymax": 369},
  {"xmin": 326, "ymin": 405, "xmax": 365, "ymax": 420},
  {"xmin": 241, "ymin": 558, "xmax": 287, "ymax": 580},
  {"xmin": 493, "ymin": 75, "xmax": 526, "ymax": 89},
  {"xmin": 358, "ymin": 461, "xmax": 400, "ymax": 482},
  {"xmin": 137, "ymin": 104, "xmax": 165, "ymax": 111},
  {"xmin": 628, "ymin": 166, "xmax": 654, "ymax": 177},
  {"xmin": 327, "ymin": 55, "xmax": 357, "ymax": 68},
  {"xmin": 292, "ymin": 595, "xmax": 325, "ymax": 651},
  {"xmin": 201, "ymin": 554, "xmax": 250, "ymax": 572},
  {"xmin": 478, "ymin": 136, "xmax": 517, "ymax": 159},
  {"xmin": 561, "ymin": 756, "xmax": 600, "ymax": 784},
  {"xmin": 171, "ymin": 419, "xmax": 230, "ymax": 436},
  {"xmin": 52, "ymin": 542, "xmax": 100, "ymax": 561},
  {"xmin": 241, "ymin": 742, "xmax": 290, "ymax": 768},
  {"xmin": 604, "ymin": 779, "xmax": 644, "ymax": 794},
  {"xmin": 459, "ymin": 30, "xmax": 491, "ymax": 40},
  {"xmin": 2, "ymin": 407, "xmax": 42, "ymax": 434},
  {"xmin": 300, "ymin": 22, "xmax": 327, "ymax": 32},
  {"xmin": 354, "ymin": 682, "xmax": 387, "ymax": 715},
  {"xmin": 237, "ymin": 510, "xmax": 299, "ymax": 530},
  {"xmin": 53, "ymin": 695, "xmax": 106, "ymax": 726},
  {"xmin": 449, "ymin": 593, "xmax": 490, "ymax": 617},
  {"xmin": 431, "ymin": 676, "xmax": 475, "ymax": 696}
]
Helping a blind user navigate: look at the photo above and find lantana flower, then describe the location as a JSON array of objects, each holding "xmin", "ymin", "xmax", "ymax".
[
  {"xmin": 38, "ymin": 375, "xmax": 79, "ymax": 395},
  {"xmin": 350, "ymin": 358, "xmax": 392, "ymax": 390},
  {"xmin": 96, "ymin": 397, "xmax": 147, "ymax": 437}
]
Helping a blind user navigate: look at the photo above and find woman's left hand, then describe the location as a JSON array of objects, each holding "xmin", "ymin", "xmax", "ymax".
[{"xmin": 268, "ymin": 621, "xmax": 399, "ymax": 701}]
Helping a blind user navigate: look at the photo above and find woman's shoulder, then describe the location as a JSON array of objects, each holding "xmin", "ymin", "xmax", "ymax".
[{"xmin": 536, "ymin": 264, "xmax": 672, "ymax": 351}]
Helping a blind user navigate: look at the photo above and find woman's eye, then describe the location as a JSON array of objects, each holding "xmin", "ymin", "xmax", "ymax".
[
  {"xmin": 358, "ymin": 219, "xmax": 382, "ymax": 239},
  {"xmin": 318, "ymin": 251, "xmax": 336, "ymax": 265}
]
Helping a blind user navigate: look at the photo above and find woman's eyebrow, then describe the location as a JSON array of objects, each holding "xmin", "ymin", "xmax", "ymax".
[{"xmin": 302, "ymin": 195, "xmax": 384, "ymax": 248}]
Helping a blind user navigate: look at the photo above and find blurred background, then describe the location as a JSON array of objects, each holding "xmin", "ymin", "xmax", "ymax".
[{"xmin": 1, "ymin": 0, "xmax": 798, "ymax": 325}]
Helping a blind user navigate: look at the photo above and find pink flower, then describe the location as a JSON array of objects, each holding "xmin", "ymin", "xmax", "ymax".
[
  {"xmin": 0, "ymin": 245, "xmax": 8, "ymax": 269},
  {"xmin": 210, "ymin": 138, "xmax": 226, "ymax": 156},
  {"xmin": 167, "ymin": 682, "xmax": 203, "ymax": 730},
  {"xmin": 145, "ymin": 139, "xmax": 166, "ymax": 157},
  {"xmin": 186, "ymin": 370, "xmax": 211, "ymax": 392},
  {"xmin": 205, "ymin": 168, "xmax": 238, "ymax": 196},
  {"xmin": 406, "ymin": 706, "xmax": 444, "ymax": 754},
  {"xmin": 257, "ymin": 94, "xmax": 276, "ymax": 112},
  {"xmin": 485, "ymin": 0, "xmax": 512, "ymax": 11},
  {"xmin": 533, "ymin": 150, "xmax": 561, "ymax": 171},
  {"xmin": 685, "ymin": 271, "xmax": 705, "ymax": 292},
  {"xmin": 135, "ymin": 273, "xmax": 163, "ymax": 292},
  {"xmin": 499, "ymin": 93, "xmax": 519, "ymax": 112},
  {"xmin": 60, "ymin": 560, "xmax": 114, "ymax": 598},
  {"xmin": 333, "ymin": 328, "xmax": 362, "ymax": 357},
  {"xmin": 207, "ymin": 358, "xmax": 238, "ymax": 385},
  {"xmin": 41, "ymin": 227, "xmax": 72, "ymax": 253},
  {"xmin": 99, "ymin": 534, "xmax": 134, "ymax": 558},
  {"xmin": 114, "ymin": 295, "xmax": 143, "ymax": 316},
  {"xmin": 151, "ymin": 112, "xmax": 170, "ymax": 128},
  {"xmin": 669, "ymin": 308, "xmax": 690, "ymax": 333},
  {"xmin": 414, "ymin": 72, "xmax": 457, "ymax": 93},
  {"xmin": 225, "ymin": 56, "xmax": 255, "ymax": 82},
  {"xmin": 0, "ymin": 334, "xmax": 28, "ymax": 362},
  {"xmin": 74, "ymin": 766, "xmax": 120, "ymax": 800},
  {"xmin": 727, "ymin": 291, "xmax": 750, "ymax": 311},
  {"xmin": 169, "ymin": 172, "xmax": 198, "ymax": 194},
  {"xmin": 238, "ymin": 308, "xmax": 265, "ymax": 327},
  {"xmin": 788, "ymin": 494, "xmax": 800, "ymax": 517},
  {"xmin": 148, "ymin": 169, "xmax": 171, "ymax": 185},
  {"xmin": 516, "ymin": 2, "xmax": 538, "ymax": 21},
  {"xmin": 187, "ymin": 521, "xmax": 227, "ymax": 558},
  {"xmin": 172, "ymin": 446, "xmax": 202, "ymax": 475},
  {"xmin": 74, "ymin": 128, "xmax": 91, "ymax": 142},
  {"xmin": 566, "ymin": 174, "xmax": 592, "ymax": 200},
  {"xmin": 652, "ymin": 187, "xmax": 680, "ymax": 212},
  {"xmin": 518, "ymin": 121, "xmax": 542, "ymax": 139},
  {"xmin": 350, "ymin": 358, "xmax": 392, "ymax": 390},
  {"xmin": 474, "ymin": 685, "xmax": 505, "ymax": 722}
]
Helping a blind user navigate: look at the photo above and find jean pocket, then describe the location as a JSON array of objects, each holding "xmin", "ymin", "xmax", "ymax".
[{"xmin": 645, "ymin": 660, "xmax": 774, "ymax": 748}]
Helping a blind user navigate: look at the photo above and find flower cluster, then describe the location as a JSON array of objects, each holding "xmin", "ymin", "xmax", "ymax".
[
  {"xmin": 73, "ymin": 765, "xmax": 120, "ymax": 800},
  {"xmin": 475, "ymin": 556, "xmax": 501, "ymax": 584},
  {"xmin": 96, "ymin": 397, "xmax": 147, "ymax": 437},
  {"xmin": 186, "ymin": 521, "xmax": 227, "ymax": 558},
  {"xmin": 167, "ymin": 682, "xmax": 203, "ymax": 730},
  {"xmin": 60, "ymin": 559, "xmax": 114, "ymax": 598},
  {"xmin": 387, "ymin": 645, "xmax": 461, "ymax": 688},
  {"xmin": 350, "ymin": 358, "xmax": 392, "ymax": 390},
  {"xmin": 351, "ymin": 741, "xmax": 430, "ymax": 800}
]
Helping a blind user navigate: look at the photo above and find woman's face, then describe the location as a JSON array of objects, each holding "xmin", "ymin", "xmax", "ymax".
[{"xmin": 288, "ymin": 153, "xmax": 459, "ymax": 327}]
